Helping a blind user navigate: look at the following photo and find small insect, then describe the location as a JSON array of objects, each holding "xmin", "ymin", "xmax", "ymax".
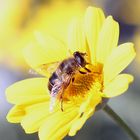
[{"xmin": 48, "ymin": 51, "xmax": 91, "ymax": 112}]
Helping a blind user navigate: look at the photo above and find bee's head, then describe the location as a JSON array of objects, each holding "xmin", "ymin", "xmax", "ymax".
[{"xmin": 73, "ymin": 51, "xmax": 87, "ymax": 67}]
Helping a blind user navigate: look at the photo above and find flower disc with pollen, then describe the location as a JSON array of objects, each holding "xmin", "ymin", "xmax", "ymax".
[
  {"xmin": 63, "ymin": 64, "xmax": 103, "ymax": 102},
  {"xmin": 6, "ymin": 6, "xmax": 135, "ymax": 140}
]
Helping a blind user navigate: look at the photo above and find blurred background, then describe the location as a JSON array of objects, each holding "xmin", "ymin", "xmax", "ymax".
[{"xmin": 0, "ymin": 0, "xmax": 140, "ymax": 140}]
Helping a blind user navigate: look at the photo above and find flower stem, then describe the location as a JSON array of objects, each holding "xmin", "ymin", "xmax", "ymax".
[{"xmin": 103, "ymin": 105, "xmax": 140, "ymax": 140}]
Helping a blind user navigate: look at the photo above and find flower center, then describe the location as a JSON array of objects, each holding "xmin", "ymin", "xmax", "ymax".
[{"xmin": 63, "ymin": 63, "xmax": 103, "ymax": 104}]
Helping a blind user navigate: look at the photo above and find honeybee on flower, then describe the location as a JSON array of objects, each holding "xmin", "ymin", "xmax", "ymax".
[{"xmin": 6, "ymin": 6, "xmax": 135, "ymax": 140}]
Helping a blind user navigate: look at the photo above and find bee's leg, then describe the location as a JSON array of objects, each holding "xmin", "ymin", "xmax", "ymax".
[
  {"xmin": 79, "ymin": 66, "xmax": 91, "ymax": 74},
  {"xmin": 72, "ymin": 77, "xmax": 75, "ymax": 83},
  {"xmin": 79, "ymin": 70, "xmax": 87, "ymax": 74},
  {"xmin": 59, "ymin": 93, "xmax": 64, "ymax": 112},
  {"xmin": 84, "ymin": 67, "xmax": 91, "ymax": 73},
  {"xmin": 61, "ymin": 99, "xmax": 64, "ymax": 112}
]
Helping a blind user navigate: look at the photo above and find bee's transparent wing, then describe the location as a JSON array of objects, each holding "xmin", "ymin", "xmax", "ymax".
[
  {"xmin": 49, "ymin": 81, "xmax": 63, "ymax": 112},
  {"xmin": 28, "ymin": 69, "xmax": 40, "ymax": 76},
  {"xmin": 29, "ymin": 61, "xmax": 60, "ymax": 78}
]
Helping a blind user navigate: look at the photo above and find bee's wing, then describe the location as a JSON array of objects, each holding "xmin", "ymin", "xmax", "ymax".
[
  {"xmin": 50, "ymin": 81, "xmax": 65, "ymax": 112},
  {"xmin": 49, "ymin": 75, "xmax": 72, "ymax": 112},
  {"xmin": 28, "ymin": 69, "xmax": 40, "ymax": 75},
  {"xmin": 29, "ymin": 61, "xmax": 60, "ymax": 77}
]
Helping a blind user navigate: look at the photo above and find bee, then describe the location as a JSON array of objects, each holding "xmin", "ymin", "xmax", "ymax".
[{"xmin": 48, "ymin": 51, "xmax": 91, "ymax": 111}]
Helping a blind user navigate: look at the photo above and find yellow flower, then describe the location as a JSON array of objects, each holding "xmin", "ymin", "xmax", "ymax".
[{"xmin": 6, "ymin": 6, "xmax": 135, "ymax": 140}]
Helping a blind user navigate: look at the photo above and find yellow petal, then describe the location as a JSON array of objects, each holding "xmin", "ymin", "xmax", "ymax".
[
  {"xmin": 67, "ymin": 19, "xmax": 86, "ymax": 55},
  {"xmin": 48, "ymin": 112, "xmax": 78, "ymax": 140},
  {"xmin": 21, "ymin": 101, "xmax": 70, "ymax": 133},
  {"xmin": 96, "ymin": 16, "xmax": 119, "ymax": 64},
  {"xmin": 39, "ymin": 107, "xmax": 77, "ymax": 140},
  {"xmin": 6, "ymin": 78, "xmax": 49, "ymax": 104},
  {"xmin": 6, "ymin": 105, "xmax": 25, "ymax": 123},
  {"xmin": 50, "ymin": 123, "xmax": 71, "ymax": 140},
  {"xmin": 69, "ymin": 84, "xmax": 101, "ymax": 136},
  {"xmin": 79, "ymin": 89, "xmax": 101, "ymax": 114},
  {"xmin": 21, "ymin": 102, "xmax": 51, "ymax": 133},
  {"xmin": 23, "ymin": 32, "xmax": 67, "ymax": 69},
  {"xmin": 104, "ymin": 43, "xmax": 136, "ymax": 86},
  {"xmin": 69, "ymin": 108, "xmax": 94, "ymax": 136},
  {"xmin": 103, "ymin": 74, "xmax": 134, "ymax": 97},
  {"xmin": 84, "ymin": 6, "xmax": 105, "ymax": 63}
]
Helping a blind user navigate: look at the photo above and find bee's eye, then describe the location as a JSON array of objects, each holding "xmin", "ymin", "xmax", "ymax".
[{"xmin": 74, "ymin": 51, "xmax": 86, "ymax": 66}]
